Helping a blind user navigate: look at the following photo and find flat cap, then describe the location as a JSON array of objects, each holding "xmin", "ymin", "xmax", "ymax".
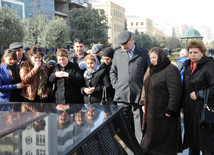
[
  {"xmin": 92, "ymin": 44, "xmax": 102, "ymax": 54},
  {"xmin": 9, "ymin": 42, "xmax": 23, "ymax": 50},
  {"xmin": 117, "ymin": 30, "xmax": 132, "ymax": 44},
  {"xmin": 23, "ymin": 47, "xmax": 30, "ymax": 53}
]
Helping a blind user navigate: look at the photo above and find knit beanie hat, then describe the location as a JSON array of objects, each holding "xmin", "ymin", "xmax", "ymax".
[
  {"xmin": 92, "ymin": 44, "xmax": 102, "ymax": 54},
  {"xmin": 102, "ymin": 47, "xmax": 114, "ymax": 59}
]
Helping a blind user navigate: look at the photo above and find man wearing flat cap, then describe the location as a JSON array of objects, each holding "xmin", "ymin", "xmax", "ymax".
[
  {"xmin": 23, "ymin": 47, "xmax": 30, "ymax": 56},
  {"xmin": 110, "ymin": 30, "xmax": 150, "ymax": 137},
  {"xmin": 92, "ymin": 44, "xmax": 102, "ymax": 62},
  {"xmin": 9, "ymin": 42, "xmax": 29, "ymax": 66}
]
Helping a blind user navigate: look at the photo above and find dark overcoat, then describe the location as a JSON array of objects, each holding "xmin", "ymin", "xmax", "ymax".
[
  {"xmin": 48, "ymin": 62, "xmax": 84, "ymax": 104},
  {"xmin": 141, "ymin": 59, "xmax": 182, "ymax": 155},
  {"xmin": 182, "ymin": 57, "xmax": 214, "ymax": 153},
  {"xmin": 81, "ymin": 68, "xmax": 111, "ymax": 104},
  {"xmin": 110, "ymin": 44, "xmax": 150, "ymax": 104}
]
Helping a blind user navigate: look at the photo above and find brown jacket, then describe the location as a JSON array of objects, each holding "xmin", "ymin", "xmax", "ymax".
[{"xmin": 19, "ymin": 61, "xmax": 51, "ymax": 101}]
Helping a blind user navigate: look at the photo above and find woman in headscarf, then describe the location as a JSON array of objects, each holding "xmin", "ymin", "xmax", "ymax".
[
  {"xmin": 139, "ymin": 47, "xmax": 182, "ymax": 155},
  {"xmin": 182, "ymin": 40, "xmax": 214, "ymax": 155},
  {"xmin": 19, "ymin": 45, "xmax": 51, "ymax": 102},
  {"xmin": 81, "ymin": 54, "xmax": 111, "ymax": 104},
  {"xmin": 0, "ymin": 49, "xmax": 25, "ymax": 109}
]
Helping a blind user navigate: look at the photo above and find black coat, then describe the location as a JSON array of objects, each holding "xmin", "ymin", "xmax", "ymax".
[
  {"xmin": 48, "ymin": 62, "xmax": 84, "ymax": 104},
  {"xmin": 81, "ymin": 68, "xmax": 111, "ymax": 104},
  {"xmin": 100, "ymin": 63, "xmax": 115, "ymax": 99},
  {"xmin": 141, "ymin": 58, "xmax": 182, "ymax": 155},
  {"xmin": 182, "ymin": 57, "xmax": 214, "ymax": 153}
]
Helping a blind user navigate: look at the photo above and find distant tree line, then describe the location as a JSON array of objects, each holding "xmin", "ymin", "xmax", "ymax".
[
  {"xmin": 132, "ymin": 30, "xmax": 181, "ymax": 51},
  {"xmin": 0, "ymin": 7, "xmax": 111, "ymax": 54}
]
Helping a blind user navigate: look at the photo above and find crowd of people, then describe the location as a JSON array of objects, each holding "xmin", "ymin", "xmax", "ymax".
[{"xmin": 0, "ymin": 30, "xmax": 214, "ymax": 155}]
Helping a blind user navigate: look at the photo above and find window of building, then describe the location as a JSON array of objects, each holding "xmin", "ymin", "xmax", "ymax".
[
  {"xmin": 25, "ymin": 136, "xmax": 32, "ymax": 144},
  {"xmin": 136, "ymin": 22, "xmax": 138, "ymax": 26},
  {"xmin": 36, "ymin": 135, "xmax": 45, "ymax": 146},
  {"xmin": 5, "ymin": 152, "xmax": 11, "ymax": 155},
  {"xmin": 36, "ymin": 150, "xmax": 45, "ymax": 155},
  {"xmin": 141, "ymin": 22, "xmax": 144, "ymax": 26},
  {"xmin": 131, "ymin": 22, "xmax": 133, "ymax": 26},
  {"xmin": 5, "ymin": 137, "xmax": 11, "ymax": 141},
  {"xmin": 25, "ymin": 151, "xmax": 33, "ymax": 155}
]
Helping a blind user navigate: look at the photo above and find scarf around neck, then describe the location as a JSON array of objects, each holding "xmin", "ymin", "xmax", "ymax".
[
  {"xmin": 29, "ymin": 60, "xmax": 48, "ymax": 99},
  {"xmin": 83, "ymin": 54, "xmax": 100, "ymax": 80}
]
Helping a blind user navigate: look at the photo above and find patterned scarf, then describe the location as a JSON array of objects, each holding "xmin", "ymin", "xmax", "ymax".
[
  {"xmin": 83, "ymin": 55, "xmax": 100, "ymax": 80},
  {"xmin": 29, "ymin": 60, "xmax": 48, "ymax": 99}
]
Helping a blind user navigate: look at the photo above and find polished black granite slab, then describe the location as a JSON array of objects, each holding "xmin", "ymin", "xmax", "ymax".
[{"xmin": 0, "ymin": 102, "xmax": 143, "ymax": 155}]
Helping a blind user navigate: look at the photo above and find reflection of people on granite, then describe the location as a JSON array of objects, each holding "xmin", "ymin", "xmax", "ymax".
[
  {"xmin": 20, "ymin": 102, "xmax": 52, "ymax": 132},
  {"xmin": 75, "ymin": 110, "xmax": 86, "ymax": 127},
  {"xmin": 103, "ymin": 111, "xmax": 112, "ymax": 122},
  {"xmin": 33, "ymin": 119, "xmax": 46, "ymax": 132},
  {"xmin": 56, "ymin": 104, "xmax": 71, "ymax": 129},
  {"xmin": 84, "ymin": 104, "xmax": 101, "ymax": 124}
]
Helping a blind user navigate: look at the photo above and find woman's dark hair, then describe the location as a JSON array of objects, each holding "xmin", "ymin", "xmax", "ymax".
[
  {"xmin": 1, "ymin": 49, "xmax": 17, "ymax": 66},
  {"xmin": 30, "ymin": 45, "xmax": 44, "ymax": 57}
]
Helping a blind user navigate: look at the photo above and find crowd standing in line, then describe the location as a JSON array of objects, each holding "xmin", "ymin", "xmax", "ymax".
[{"xmin": 0, "ymin": 30, "xmax": 214, "ymax": 154}]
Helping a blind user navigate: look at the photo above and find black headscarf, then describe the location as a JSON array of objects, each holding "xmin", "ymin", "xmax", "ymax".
[{"xmin": 149, "ymin": 48, "xmax": 171, "ymax": 74}]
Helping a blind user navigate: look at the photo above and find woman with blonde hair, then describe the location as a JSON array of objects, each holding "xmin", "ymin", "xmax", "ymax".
[
  {"xmin": 48, "ymin": 48, "xmax": 83, "ymax": 103},
  {"xmin": 182, "ymin": 40, "xmax": 214, "ymax": 155},
  {"xmin": 19, "ymin": 45, "xmax": 51, "ymax": 102}
]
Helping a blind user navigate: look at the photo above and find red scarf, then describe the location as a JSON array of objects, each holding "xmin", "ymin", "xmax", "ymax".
[{"xmin": 190, "ymin": 61, "xmax": 197, "ymax": 75}]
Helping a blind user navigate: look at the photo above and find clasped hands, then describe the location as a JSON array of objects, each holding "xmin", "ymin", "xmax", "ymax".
[
  {"xmin": 84, "ymin": 87, "xmax": 95, "ymax": 95},
  {"xmin": 55, "ymin": 71, "xmax": 69, "ymax": 78}
]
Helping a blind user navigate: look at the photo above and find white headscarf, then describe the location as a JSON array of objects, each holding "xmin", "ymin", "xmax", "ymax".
[{"xmin": 83, "ymin": 54, "xmax": 100, "ymax": 80}]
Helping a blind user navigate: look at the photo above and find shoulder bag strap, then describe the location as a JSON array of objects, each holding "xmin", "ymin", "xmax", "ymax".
[{"xmin": 204, "ymin": 88, "xmax": 209, "ymax": 107}]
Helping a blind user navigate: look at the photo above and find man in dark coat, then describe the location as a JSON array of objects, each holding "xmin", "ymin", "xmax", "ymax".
[
  {"xmin": 69, "ymin": 39, "xmax": 88, "ymax": 72},
  {"xmin": 110, "ymin": 30, "xmax": 150, "ymax": 135},
  {"xmin": 9, "ymin": 42, "xmax": 29, "ymax": 66}
]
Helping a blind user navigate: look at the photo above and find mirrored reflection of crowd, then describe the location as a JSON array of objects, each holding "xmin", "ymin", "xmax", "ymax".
[{"xmin": 0, "ymin": 30, "xmax": 214, "ymax": 155}]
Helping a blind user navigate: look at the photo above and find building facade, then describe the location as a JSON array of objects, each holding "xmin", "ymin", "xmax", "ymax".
[
  {"xmin": 127, "ymin": 17, "xmax": 153, "ymax": 36},
  {"xmin": 91, "ymin": 1, "xmax": 125, "ymax": 47},
  {"xmin": 55, "ymin": 0, "xmax": 90, "ymax": 20},
  {"xmin": 0, "ymin": 0, "xmax": 55, "ymax": 19}
]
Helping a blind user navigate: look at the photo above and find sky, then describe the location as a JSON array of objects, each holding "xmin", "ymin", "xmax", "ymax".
[{"xmin": 90, "ymin": 0, "xmax": 214, "ymax": 30}]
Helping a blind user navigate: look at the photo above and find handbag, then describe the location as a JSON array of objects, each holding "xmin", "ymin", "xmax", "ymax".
[
  {"xmin": 100, "ymin": 86, "xmax": 112, "ymax": 105},
  {"xmin": 199, "ymin": 88, "xmax": 214, "ymax": 128}
]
